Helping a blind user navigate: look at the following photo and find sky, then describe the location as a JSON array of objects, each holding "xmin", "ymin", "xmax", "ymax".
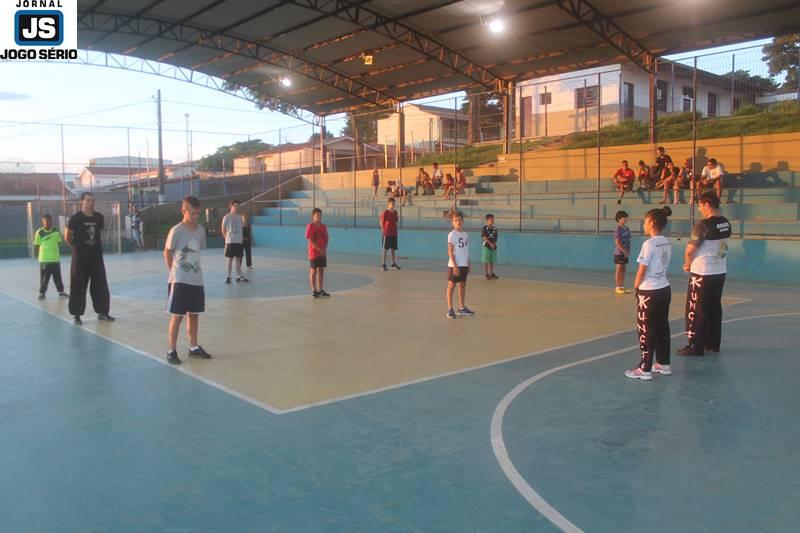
[{"xmin": 0, "ymin": 38, "xmax": 775, "ymax": 175}]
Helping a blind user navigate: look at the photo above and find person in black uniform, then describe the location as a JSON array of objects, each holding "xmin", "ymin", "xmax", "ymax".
[
  {"xmin": 242, "ymin": 213, "xmax": 254, "ymax": 269},
  {"xmin": 66, "ymin": 192, "xmax": 114, "ymax": 325},
  {"xmin": 677, "ymin": 191, "xmax": 731, "ymax": 356}
]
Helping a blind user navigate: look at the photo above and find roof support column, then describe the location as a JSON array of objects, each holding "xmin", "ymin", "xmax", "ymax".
[
  {"xmin": 319, "ymin": 116, "xmax": 327, "ymax": 174},
  {"xmin": 647, "ymin": 53, "xmax": 657, "ymax": 145},
  {"xmin": 503, "ymin": 81, "xmax": 514, "ymax": 155},
  {"xmin": 396, "ymin": 103, "xmax": 405, "ymax": 169}
]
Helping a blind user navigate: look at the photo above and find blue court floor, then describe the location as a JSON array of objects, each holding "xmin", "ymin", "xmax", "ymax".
[{"xmin": 1, "ymin": 248, "xmax": 798, "ymax": 532}]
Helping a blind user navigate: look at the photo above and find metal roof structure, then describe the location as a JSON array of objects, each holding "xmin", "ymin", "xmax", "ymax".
[{"xmin": 77, "ymin": 0, "xmax": 800, "ymax": 116}]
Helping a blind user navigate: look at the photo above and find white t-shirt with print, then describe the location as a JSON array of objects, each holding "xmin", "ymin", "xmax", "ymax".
[
  {"xmin": 636, "ymin": 235, "xmax": 671, "ymax": 290},
  {"xmin": 447, "ymin": 230, "xmax": 469, "ymax": 267},
  {"xmin": 165, "ymin": 222, "xmax": 207, "ymax": 286}
]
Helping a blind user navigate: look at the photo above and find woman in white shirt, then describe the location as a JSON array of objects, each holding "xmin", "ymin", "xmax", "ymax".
[{"xmin": 625, "ymin": 206, "xmax": 673, "ymax": 381}]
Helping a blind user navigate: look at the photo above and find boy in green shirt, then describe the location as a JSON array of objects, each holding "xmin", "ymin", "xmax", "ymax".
[{"xmin": 33, "ymin": 214, "xmax": 68, "ymax": 300}]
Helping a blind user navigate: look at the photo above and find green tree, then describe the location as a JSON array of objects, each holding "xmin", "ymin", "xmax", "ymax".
[
  {"xmin": 197, "ymin": 139, "xmax": 270, "ymax": 172},
  {"xmin": 763, "ymin": 34, "xmax": 800, "ymax": 90},
  {"xmin": 461, "ymin": 89, "xmax": 504, "ymax": 144},
  {"xmin": 308, "ymin": 128, "xmax": 334, "ymax": 142}
]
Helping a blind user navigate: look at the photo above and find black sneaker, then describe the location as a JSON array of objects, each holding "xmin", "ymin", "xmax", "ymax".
[
  {"xmin": 485, "ymin": 274, "xmax": 492, "ymax": 280},
  {"xmin": 381, "ymin": 264, "xmax": 388, "ymax": 272},
  {"xmin": 391, "ymin": 263, "xmax": 401, "ymax": 270},
  {"xmin": 166, "ymin": 349, "xmax": 181, "ymax": 365},
  {"xmin": 311, "ymin": 291, "xmax": 320, "ymax": 298},
  {"xmin": 225, "ymin": 277, "xmax": 232, "ymax": 285},
  {"xmin": 236, "ymin": 275, "xmax": 249, "ymax": 283},
  {"xmin": 188, "ymin": 346, "xmax": 212, "ymax": 359},
  {"xmin": 318, "ymin": 289, "xmax": 331, "ymax": 298},
  {"xmin": 676, "ymin": 345, "xmax": 703, "ymax": 356},
  {"xmin": 490, "ymin": 273, "xmax": 499, "ymax": 279},
  {"xmin": 73, "ymin": 316, "xmax": 83, "ymax": 326},
  {"xmin": 98, "ymin": 313, "xmax": 116, "ymax": 322},
  {"xmin": 58, "ymin": 292, "xmax": 69, "ymax": 298},
  {"xmin": 38, "ymin": 293, "xmax": 45, "ymax": 300}
]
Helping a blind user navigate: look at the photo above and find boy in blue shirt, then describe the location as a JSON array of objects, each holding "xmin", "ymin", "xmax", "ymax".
[{"xmin": 613, "ymin": 210, "xmax": 631, "ymax": 294}]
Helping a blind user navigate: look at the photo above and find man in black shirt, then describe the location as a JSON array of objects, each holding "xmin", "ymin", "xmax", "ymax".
[
  {"xmin": 66, "ymin": 192, "xmax": 114, "ymax": 325},
  {"xmin": 652, "ymin": 146, "xmax": 673, "ymax": 185}
]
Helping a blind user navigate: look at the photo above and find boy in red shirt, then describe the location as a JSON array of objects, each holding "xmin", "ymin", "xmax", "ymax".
[
  {"xmin": 379, "ymin": 197, "xmax": 401, "ymax": 271},
  {"xmin": 613, "ymin": 160, "xmax": 635, "ymax": 204},
  {"xmin": 305, "ymin": 208, "xmax": 330, "ymax": 298}
]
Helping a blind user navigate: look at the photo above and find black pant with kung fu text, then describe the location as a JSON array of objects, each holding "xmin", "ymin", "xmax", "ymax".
[
  {"xmin": 68, "ymin": 250, "xmax": 110, "ymax": 317},
  {"xmin": 637, "ymin": 286, "xmax": 671, "ymax": 372},
  {"xmin": 39, "ymin": 262, "xmax": 64, "ymax": 295},
  {"xmin": 243, "ymin": 238, "xmax": 252, "ymax": 267},
  {"xmin": 685, "ymin": 273, "xmax": 726, "ymax": 353}
]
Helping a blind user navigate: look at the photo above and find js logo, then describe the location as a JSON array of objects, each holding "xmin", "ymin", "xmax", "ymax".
[{"xmin": 14, "ymin": 10, "xmax": 63, "ymax": 46}]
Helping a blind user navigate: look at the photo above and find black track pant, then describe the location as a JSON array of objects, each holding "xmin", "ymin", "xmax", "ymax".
[
  {"xmin": 685, "ymin": 273, "xmax": 726, "ymax": 353},
  {"xmin": 39, "ymin": 263, "xmax": 64, "ymax": 295},
  {"xmin": 243, "ymin": 239, "xmax": 252, "ymax": 267},
  {"xmin": 637, "ymin": 286, "xmax": 671, "ymax": 372},
  {"xmin": 69, "ymin": 251, "xmax": 110, "ymax": 317}
]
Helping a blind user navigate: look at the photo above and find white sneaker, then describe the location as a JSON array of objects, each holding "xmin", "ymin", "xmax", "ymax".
[
  {"xmin": 624, "ymin": 368, "xmax": 653, "ymax": 381},
  {"xmin": 651, "ymin": 363, "xmax": 672, "ymax": 375}
]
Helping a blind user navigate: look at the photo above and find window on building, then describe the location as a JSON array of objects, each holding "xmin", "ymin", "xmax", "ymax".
[
  {"xmin": 575, "ymin": 85, "xmax": 599, "ymax": 109},
  {"xmin": 655, "ymin": 80, "xmax": 669, "ymax": 112},
  {"xmin": 682, "ymin": 86, "xmax": 694, "ymax": 112},
  {"xmin": 733, "ymin": 98, "xmax": 741, "ymax": 112},
  {"xmin": 707, "ymin": 92, "xmax": 717, "ymax": 118},
  {"xmin": 539, "ymin": 92, "xmax": 552, "ymax": 106}
]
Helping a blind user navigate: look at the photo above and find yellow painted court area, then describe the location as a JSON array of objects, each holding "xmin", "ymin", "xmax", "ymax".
[{"xmin": 0, "ymin": 253, "xmax": 744, "ymax": 411}]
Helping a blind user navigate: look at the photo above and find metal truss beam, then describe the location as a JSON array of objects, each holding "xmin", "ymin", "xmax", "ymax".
[
  {"xmin": 287, "ymin": 0, "xmax": 505, "ymax": 91},
  {"xmin": 78, "ymin": 12, "xmax": 399, "ymax": 113},
  {"xmin": 552, "ymin": 0, "xmax": 654, "ymax": 72}
]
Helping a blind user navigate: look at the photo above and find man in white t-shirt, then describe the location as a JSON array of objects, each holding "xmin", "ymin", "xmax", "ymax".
[
  {"xmin": 432, "ymin": 162, "xmax": 444, "ymax": 190},
  {"xmin": 445, "ymin": 211, "xmax": 475, "ymax": 319},
  {"xmin": 164, "ymin": 196, "xmax": 212, "ymax": 365},
  {"xmin": 677, "ymin": 191, "xmax": 731, "ymax": 356},
  {"xmin": 699, "ymin": 158, "xmax": 725, "ymax": 201},
  {"xmin": 221, "ymin": 200, "xmax": 248, "ymax": 284}
]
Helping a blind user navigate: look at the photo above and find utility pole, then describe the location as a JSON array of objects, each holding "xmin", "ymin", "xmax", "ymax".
[
  {"xmin": 156, "ymin": 90, "xmax": 165, "ymax": 203},
  {"xmin": 184, "ymin": 113, "xmax": 190, "ymax": 198}
]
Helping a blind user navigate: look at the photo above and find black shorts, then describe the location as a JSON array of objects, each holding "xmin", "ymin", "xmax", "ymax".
[
  {"xmin": 448, "ymin": 266, "xmax": 469, "ymax": 283},
  {"xmin": 167, "ymin": 283, "xmax": 205, "ymax": 315},
  {"xmin": 310, "ymin": 257, "xmax": 327, "ymax": 269},
  {"xmin": 224, "ymin": 243, "xmax": 244, "ymax": 258},
  {"xmin": 383, "ymin": 235, "xmax": 398, "ymax": 250},
  {"xmin": 614, "ymin": 255, "xmax": 629, "ymax": 265}
]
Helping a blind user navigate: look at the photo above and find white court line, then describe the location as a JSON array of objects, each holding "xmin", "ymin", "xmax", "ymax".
[
  {"xmin": 490, "ymin": 311, "xmax": 800, "ymax": 533},
  {"xmin": 1, "ymin": 291, "xmax": 285, "ymax": 415}
]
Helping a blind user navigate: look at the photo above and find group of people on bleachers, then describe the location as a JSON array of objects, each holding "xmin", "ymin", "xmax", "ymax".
[
  {"xmin": 613, "ymin": 146, "xmax": 726, "ymax": 205},
  {"xmin": 371, "ymin": 162, "xmax": 468, "ymax": 203}
]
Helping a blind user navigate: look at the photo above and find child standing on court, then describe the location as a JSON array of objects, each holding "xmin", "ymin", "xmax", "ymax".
[
  {"xmin": 34, "ymin": 214, "xmax": 68, "ymax": 300},
  {"xmin": 379, "ymin": 197, "xmax": 401, "ymax": 271},
  {"xmin": 446, "ymin": 211, "xmax": 475, "ymax": 319},
  {"xmin": 306, "ymin": 207, "xmax": 330, "ymax": 298},
  {"xmin": 164, "ymin": 196, "xmax": 212, "ymax": 365},
  {"xmin": 481, "ymin": 213, "xmax": 499, "ymax": 280},
  {"xmin": 221, "ymin": 200, "xmax": 248, "ymax": 284},
  {"xmin": 625, "ymin": 206, "xmax": 673, "ymax": 381},
  {"xmin": 613, "ymin": 210, "xmax": 631, "ymax": 294}
]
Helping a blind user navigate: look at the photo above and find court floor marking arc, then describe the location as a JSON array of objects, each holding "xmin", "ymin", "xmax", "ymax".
[
  {"xmin": 490, "ymin": 311, "xmax": 800, "ymax": 533},
  {"xmin": 0, "ymin": 289, "xmax": 753, "ymax": 417}
]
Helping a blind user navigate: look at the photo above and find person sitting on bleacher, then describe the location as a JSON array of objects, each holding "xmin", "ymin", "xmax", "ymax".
[
  {"xmin": 613, "ymin": 160, "xmax": 635, "ymax": 204},
  {"xmin": 454, "ymin": 166, "xmax": 467, "ymax": 197},
  {"xmin": 676, "ymin": 159, "xmax": 695, "ymax": 204},
  {"xmin": 432, "ymin": 162, "xmax": 444, "ymax": 189},
  {"xmin": 416, "ymin": 167, "xmax": 432, "ymax": 196},
  {"xmin": 699, "ymin": 158, "xmax": 725, "ymax": 202},
  {"xmin": 442, "ymin": 173, "xmax": 455, "ymax": 199},
  {"xmin": 637, "ymin": 160, "xmax": 654, "ymax": 191},
  {"xmin": 656, "ymin": 160, "xmax": 681, "ymax": 205}
]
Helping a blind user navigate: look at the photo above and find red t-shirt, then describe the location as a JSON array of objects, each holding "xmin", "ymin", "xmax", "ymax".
[
  {"xmin": 614, "ymin": 168, "xmax": 635, "ymax": 184},
  {"xmin": 380, "ymin": 209, "xmax": 398, "ymax": 237},
  {"xmin": 305, "ymin": 222, "xmax": 328, "ymax": 260}
]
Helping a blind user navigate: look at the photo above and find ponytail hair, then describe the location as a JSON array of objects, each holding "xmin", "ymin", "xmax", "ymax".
[{"xmin": 645, "ymin": 206, "xmax": 672, "ymax": 231}]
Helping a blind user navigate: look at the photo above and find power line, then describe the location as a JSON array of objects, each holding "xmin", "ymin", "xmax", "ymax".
[{"xmin": 0, "ymin": 100, "xmax": 151, "ymax": 131}]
